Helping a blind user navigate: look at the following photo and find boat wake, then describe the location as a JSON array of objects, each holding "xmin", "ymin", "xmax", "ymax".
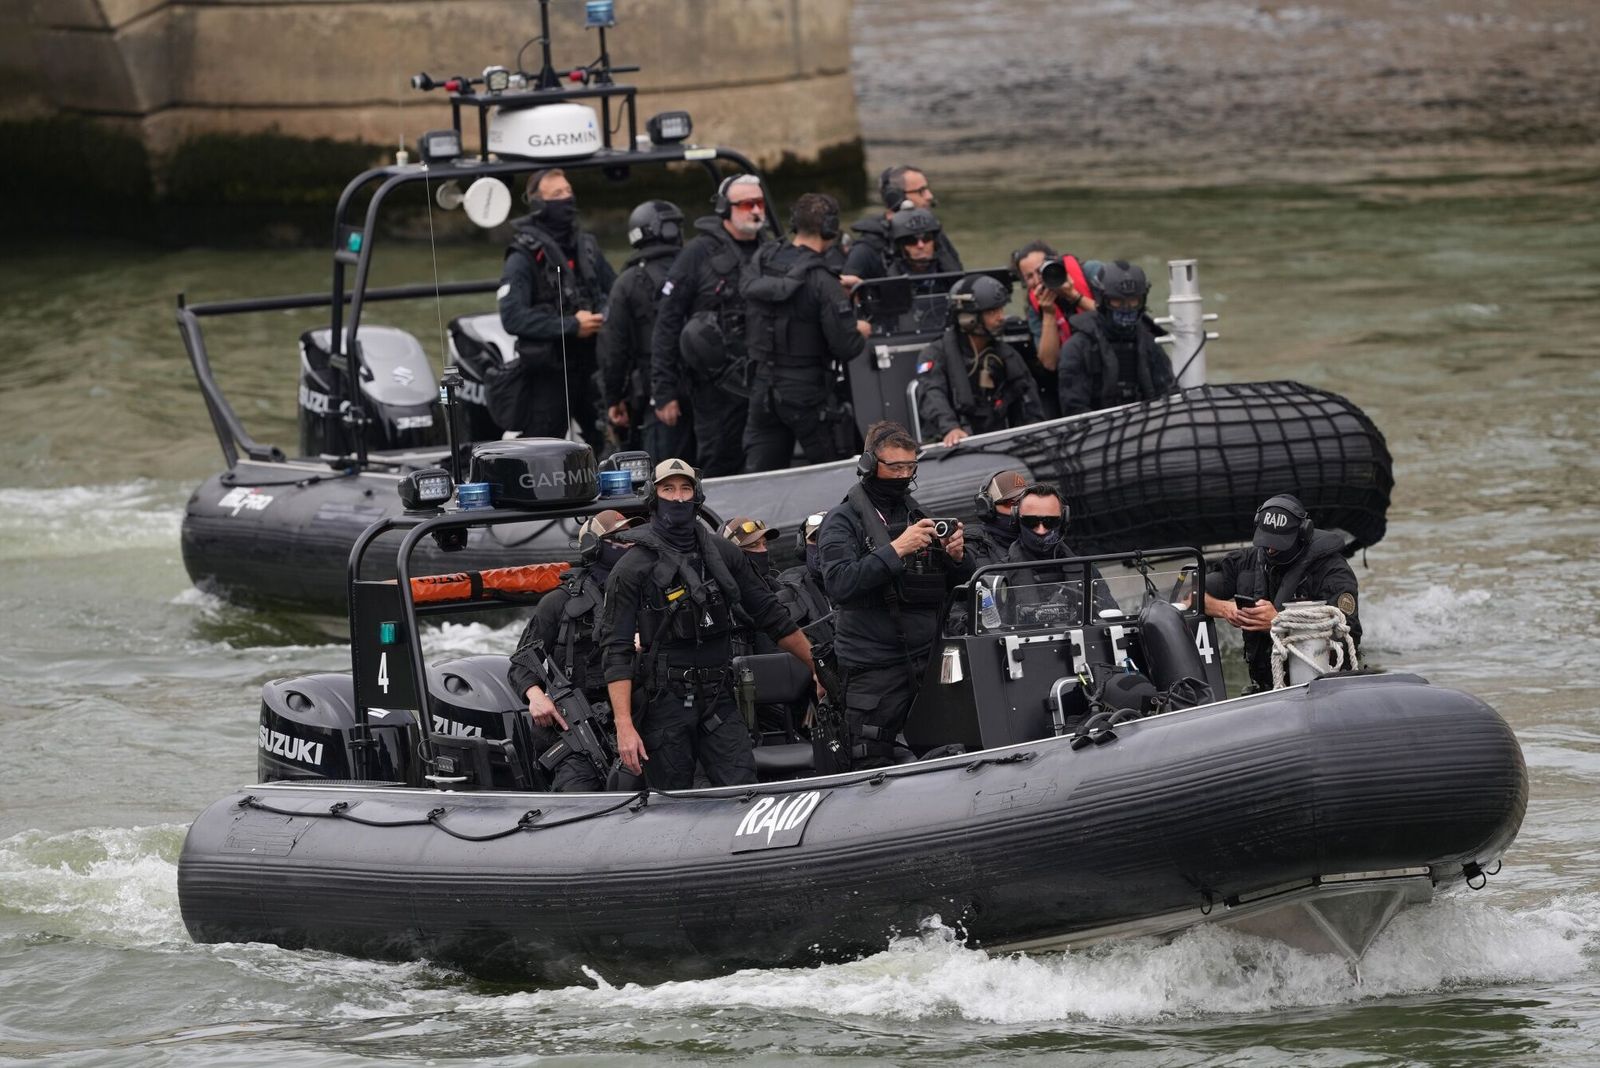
[{"xmin": 0, "ymin": 481, "xmax": 184, "ymax": 560}]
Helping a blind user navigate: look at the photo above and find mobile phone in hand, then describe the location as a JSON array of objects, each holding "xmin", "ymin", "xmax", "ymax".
[{"xmin": 1233, "ymin": 594, "xmax": 1259, "ymax": 610}]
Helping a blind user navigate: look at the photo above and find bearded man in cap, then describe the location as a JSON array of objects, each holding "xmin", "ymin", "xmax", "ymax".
[
  {"xmin": 600, "ymin": 459, "xmax": 815, "ymax": 787},
  {"xmin": 1202, "ymin": 494, "xmax": 1362, "ymax": 692}
]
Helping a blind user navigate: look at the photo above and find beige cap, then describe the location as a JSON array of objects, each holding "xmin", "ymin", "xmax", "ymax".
[
  {"xmin": 652, "ymin": 457, "xmax": 698, "ymax": 486},
  {"xmin": 982, "ymin": 469, "xmax": 1029, "ymax": 506},
  {"xmin": 721, "ymin": 516, "xmax": 778, "ymax": 548}
]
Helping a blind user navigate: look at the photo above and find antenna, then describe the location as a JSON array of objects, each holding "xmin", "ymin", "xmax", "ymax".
[{"xmin": 534, "ymin": 0, "xmax": 560, "ymax": 90}]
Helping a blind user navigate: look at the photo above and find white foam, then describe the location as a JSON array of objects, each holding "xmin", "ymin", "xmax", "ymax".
[
  {"xmin": 0, "ymin": 481, "xmax": 185, "ymax": 559},
  {"xmin": 1361, "ymin": 585, "xmax": 1494, "ymax": 654},
  {"xmin": 0, "ymin": 825, "xmax": 187, "ymax": 945}
]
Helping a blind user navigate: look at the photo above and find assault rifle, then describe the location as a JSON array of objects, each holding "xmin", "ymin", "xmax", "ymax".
[{"xmin": 523, "ymin": 640, "xmax": 617, "ymax": 782}]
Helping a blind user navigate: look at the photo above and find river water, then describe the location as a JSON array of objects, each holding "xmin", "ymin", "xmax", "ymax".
[{"xmin": 4, "ymin": 2, "xmax": 1600, "ymax": 1065}]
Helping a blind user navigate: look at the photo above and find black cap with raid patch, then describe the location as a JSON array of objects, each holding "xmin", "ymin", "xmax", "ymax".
[{"xmin": 1253, "ymin": 495, "xmax": 1307, "ymax": 553}]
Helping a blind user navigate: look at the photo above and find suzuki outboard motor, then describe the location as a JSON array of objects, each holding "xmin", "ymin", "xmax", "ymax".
[
  {"xmin": 425, "ymin": 654, "xmax": 546, "ymax": 790},
  {"xmin": 259, "ymin": 656, "xmax": 546, "ymax": 788},
  {"xmin": 259, "ymin": 673, "xmax": 421, "ymax": 783},
  {"xmin": 298, "ymin": 325, "xmax": 445, "ymax": 457},
  {"xmin": 447, "ymin": 313, "xmax": 516, "ymax": 443}
]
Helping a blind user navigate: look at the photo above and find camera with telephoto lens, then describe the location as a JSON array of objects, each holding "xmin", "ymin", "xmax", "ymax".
[{"xmin": 1039, "ymin": 258, "xmax": 1069, "ymax": 290}]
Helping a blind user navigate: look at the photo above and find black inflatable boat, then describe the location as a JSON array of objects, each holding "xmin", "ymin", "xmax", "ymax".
[
  {"xmin": 177, "ymin": 440, "xmax": 1520, "ymax": 984},
  {"xmin": 173, "ymin": 13, "xmax": 1393, "ymax": 617}
]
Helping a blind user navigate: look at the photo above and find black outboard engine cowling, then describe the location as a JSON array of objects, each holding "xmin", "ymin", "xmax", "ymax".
[
  {"xmin": 298, "ymin": 325, "xmax": 446, "ymax": 457},
  {"xmin": 469, "ymin": 438, "xmax": 599, "ymax": 507},
  {"xmin": 446, "ymin": 313, "xmax": 515, "ymax": 443},
  {"xmin": 259, "ymin": 673, "xmax": 419, "ymax": 783},
  {"xmin": 426, "ymin": 655, "xmax": 546, "ymax": 790}
]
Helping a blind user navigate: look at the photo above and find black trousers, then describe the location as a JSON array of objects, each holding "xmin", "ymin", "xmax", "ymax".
[
  {"xmin": 743, "ymin": 368, "xmax": 852, "ymax": 472},
  {"xmin": 688, "ymin": 380, "xmax": 749, "ymax": 477},
  {"xmin": 840, "ymin": 659, "xmax": 927, "ymax": 769},
  {"xmin": 639, "ymin": 685, "xmax": 756, "ymax": 789},
  {"xmin": 516, "ymin": 348, "xmax": 604, "ymax": 450}
]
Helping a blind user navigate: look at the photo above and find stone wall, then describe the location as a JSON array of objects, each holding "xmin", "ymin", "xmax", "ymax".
[{"xmin": 7, "ymin": 0, "xmax": 859, "ymax": 168}]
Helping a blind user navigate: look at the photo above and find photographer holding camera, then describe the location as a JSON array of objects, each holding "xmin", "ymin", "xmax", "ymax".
[
  {"xmin": 816, "ymin": 422, "xmax": 973, "ymax": 768},
  {"xmin": 1011, "ymin": 241, "xmax": 1097, "ymax": 375}
]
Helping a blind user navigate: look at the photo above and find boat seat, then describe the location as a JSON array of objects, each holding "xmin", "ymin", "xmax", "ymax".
[
  {"xmin": 447, "ymin": 312, "xmax": 517, "ymax": 380},
  {"xmin": 754, "ymin": 741, "xmax": 814, "ymax": 780},
  {"xmin": 1136, "ymin": 600, "xmax": 1215, "ymax": 707}
]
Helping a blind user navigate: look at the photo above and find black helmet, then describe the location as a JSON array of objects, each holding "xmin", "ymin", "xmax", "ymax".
[
  {"xmin": 949, "ymin": 274, "xmax": 1010, "ymax": 334},
  {"xmin": 626, "ymin": 200, "xmax": 684, "ymax": 249},
  {"xmin": 888, "ymin": 207, "xmax": 941, "ymax": 244},
  {"xmin": 1095, "ymin": 260, "xmax": 1150, "ymax": 306}
]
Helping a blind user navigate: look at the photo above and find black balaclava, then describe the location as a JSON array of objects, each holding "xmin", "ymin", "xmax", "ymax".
[
  {"xmin": 595, "ymin": 540, "xmax": 630, "ymax": 577},
  {"xmin": 863, "ymin": 471, "xmax": 912, "ymax": 514},
  {"xmin": 540, "ymin": 197, "xmax": 580, "ymax": 251},
  {"xmin": 651, "ymin": 497, "xmax": 700, "ymax": 553},
  {"xmin": 984, "ymin": 510, "xmax": 1019, "ymax": 553},
  {"xmin": 1017, "ymin": 523, "xmax": 1063, "ymax": 559},
  {"xmin": 743, "ymin": 549, "xmax": 773, "ymax": 578}
]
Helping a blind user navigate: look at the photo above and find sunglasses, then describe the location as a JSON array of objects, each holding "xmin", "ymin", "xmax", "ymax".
[
  {"xmin": 898, "ymin": 233, "xmax": 937, "ymax": 247},
  {"xmin": 1019, "ymin": 514, "xmax": 1063, "ymax": 531},
  {"xmin": 731, "ymin": 198, "xmax": 766, "ymax": 212}
]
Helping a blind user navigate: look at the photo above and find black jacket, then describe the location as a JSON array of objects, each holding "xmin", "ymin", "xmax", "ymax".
[
  {"xmin": 507, "ymin": 565, "xmax": 609, "ymax": 699},
  {"xmin": 818, "ymin": 483, "xmax": 975, "ymax": 668},
  {"xmin": 1205, "ymin": 530, "xmax": 1362, "ymax": 689},
  {"xmin": 649, "ymin": 216, "xmax": 767, "ymax": 407},
  {"xmin": 597, "ymin": 246, "xmax": 676, "ymax": 410},
  {"xmin": 497, "ymin": 216, "xmax": 616, "ymax": 367},
  {"xmin": 600, "ymin": 523, "xmax": 798, "ymax": 687},
  {"xmin": 1056, "ymin": 309, "xmax": 1176, "ymax": 416},
  {"xmin": 916, "ymin": 329, "xmax": 1043, "ymax": 438},
  {"xmin": 741, "ymin": 243, "xmax": 865, "ymax": 379},
  {"xmin": 776, "ymin": 564, "xmax": 834, "ymax": 648}
]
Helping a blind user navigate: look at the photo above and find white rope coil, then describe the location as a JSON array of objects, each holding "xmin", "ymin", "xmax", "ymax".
[{"xmin": 1269, "ymin": 601, "xmax": 1359, "ymax": 689}]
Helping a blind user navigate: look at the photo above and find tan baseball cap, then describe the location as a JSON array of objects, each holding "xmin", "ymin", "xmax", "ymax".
[
  {"xmin": 721, "ymin": 516, "xmax": 777, "ymax": 548},
  {"xmin": 652, "ymin": 458, "xmax": 698, "ymax": 486},
  {"xmin": 982, "ymin": 469, "xmax": 1029, "ymax": 507}
]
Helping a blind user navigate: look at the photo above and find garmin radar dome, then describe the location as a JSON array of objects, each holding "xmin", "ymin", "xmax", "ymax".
[
  {"xmin": 488, "ymin": 103, "xmax": 603, "ymax": 161},
  {"xmin": 467, "ymin": 439, "xmax": 599, "ymax": 507}
]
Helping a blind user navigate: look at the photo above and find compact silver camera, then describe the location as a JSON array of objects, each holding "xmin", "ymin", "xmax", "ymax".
[{"xmin": 928, "ymin": 517, "xmax": 959, "ymax": 540}]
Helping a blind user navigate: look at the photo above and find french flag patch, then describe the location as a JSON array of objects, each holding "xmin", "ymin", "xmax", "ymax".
[{"xmin": 917, "ymin": 360, "xmax": 934, "ymax": 374}]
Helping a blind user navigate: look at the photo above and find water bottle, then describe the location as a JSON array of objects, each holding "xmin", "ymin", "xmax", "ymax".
[{"xmin": 979, "ymin": 583, "xmax": 1002, "ymax": 630}]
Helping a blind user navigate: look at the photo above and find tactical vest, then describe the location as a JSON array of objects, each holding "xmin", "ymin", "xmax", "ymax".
[
  {"xmin": 843, "ymin": 483, "xmax": 948, "ymax": 608},
  {"xmin": 505, "ymin": 222, "xmax": 605, "ymax": 358},
  {"xmin": 553, "ymin": 566, "xmax": 607, "ymax": 693},
  {"xmin": 777, "ymin": 567, "xmax": 834, "ymax": 646},
  {"xmin": 1068, "ymin": 311, "xmax": 1162, "ymax": 408},
  {"xmin": 930, "ymin": 329, "xmax": 1023, "ymax": 425},
  {"xmin": 623, "ymin": 526, "xmax": 742, "ymax": 669},
  {"xmin": 742, "ymin": 244, "xmax": 830, "ymax": 371},
  {"xmin": 1234, "ymin": 531, "xmax": 1345, "ymax": 609}
]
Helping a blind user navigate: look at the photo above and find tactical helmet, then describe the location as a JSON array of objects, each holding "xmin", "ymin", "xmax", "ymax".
[
  {"xmin": 626, "ymin": 200, "xmax": 684, "ymax": 249},
  {"xmin": 949, "ymin": 274, "xmax": 1010, "ymax": 334},
  {"xmin": 576, "ymin": 509, "xmax": 640, "ymax": 558},
  {"xmin": 1095, "ymin": 260, "xmax": 1150, "ymax": 307},
  {"xmin": 888, "ymin": 207, "xmax": 942, "ymax": 244}
]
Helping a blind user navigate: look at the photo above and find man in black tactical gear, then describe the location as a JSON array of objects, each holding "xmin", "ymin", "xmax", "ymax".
[
  {"xmin": 599, "ymin": 199, "xmax": 693, "ymax": 463},
  {"xmin": 776, "ymin": 512, "xmax": 834, "ymax": 647},
  {"xmin": 602, "ymin": 459, "xmax": 815, "ymax": 788},
  {"xmin": 817, "ymin": 422, "xmax": 974, "ymax": 767},
  {"xmin": 915, "ymin": 274, "xmax": 1043, "ymax": 447},
  {"xmin": 495, "ymin": 168, "xmax": 617, "ymax": 448},
  {"xmin": 506, "ymin": 508, "xmax": 640, "ymax": 792},
  {"xmin": 844, "ymin": 164, "xmax": 963, "ymax": 278},
  {"xmin": 992, "ymin": 483, "xmax": 1118, "ymax": 617},
  {"xmin": 1202, "ymin": 494, "xmax": 1362, "ymax": 693},
  {"xmin": 850, "ymin": 207, "xmax": 965, "ymax": 333},
  {"xmin": 650, "ymin": 173, "xmax": 771, "ymax": 477},
  {"xmin": 741, "ymin": 193, "xmax": 871, "ymax": 472},
  {"xmin": 963, "ymin": 469, "xmax": 1029, "ymax": 573},
  {"xmin": 1056, "ymin": 259, "xmax": 1176, "ymax": 416}
]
